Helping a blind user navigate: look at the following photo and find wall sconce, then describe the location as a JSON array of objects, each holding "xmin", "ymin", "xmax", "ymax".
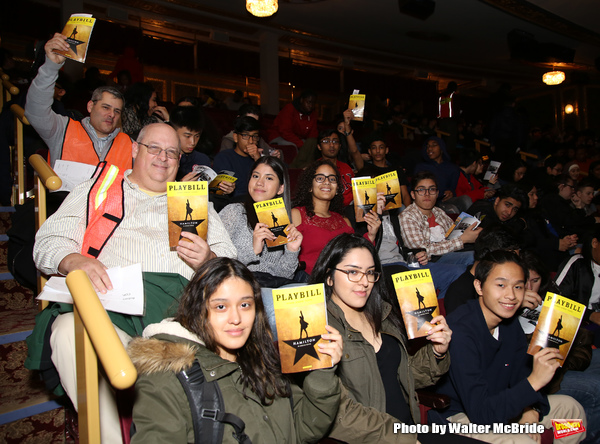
[
  {"xmin": 564, "ymin": 104, "xmax": 574, "ymax": 114},
  {"xmin": 247, "ymin": 0, "xmax": 278, "ymax": 17},
  {"xmin": 542, "ymin": 71, "xmax": 565, "ymax": 85}
]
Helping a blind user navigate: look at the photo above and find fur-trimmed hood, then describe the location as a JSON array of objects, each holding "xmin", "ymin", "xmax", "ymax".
[{"xmin": 127, "ymin": 319, "xmax": 205, "ymax": 376}]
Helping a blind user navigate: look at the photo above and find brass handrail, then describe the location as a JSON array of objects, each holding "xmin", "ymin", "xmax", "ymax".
[
  {"xmin": 10, "ymin": 104, "xmax": 29, "ymax": 205},
  {"xmin": 66, "ymin": 270, "xmax": 138, "ymax": 444}
]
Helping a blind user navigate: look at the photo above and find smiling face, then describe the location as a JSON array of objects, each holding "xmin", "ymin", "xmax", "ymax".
[
  {"xmin": 328, "ymin": 247, "xmax": 375, "ymax": 313},
  {"xmin": 176, "ymin": 126, "xmax": 202, "ymax": 154},
  {"xmin": 493, "ymin": 197, "xmax": 521, "ymax": 222},
  {"xmin": 87, "ymin": 92, "xmax": 123, "ymax": 138},
  {"xmin": 318, "ymin": 132, "xmax": 341, "ymax": 160},
  {"xmin": 311, "ymin": 164, "xmax": 338, "ymax": 202},
  {"xmin": 248, "ymin": 163, "xmax": 284, "ymax": 202},
  {"xmin": 568, "ymin": 165, "xmax": 581, "ymax": 181},
  {"xmin": 475, "ymin": 262, "xmax": 525, "ymax": 330},
  {"xmin": 426, "ymin": 139, "xmax": 443, "ymax": 163},
  {"xmin": 207, "ymin": 277, "xmax": 256, "ymax": 362},
  {"xmin": 129, "ymin": 123, "xmax": 180, "ymax": 192}
]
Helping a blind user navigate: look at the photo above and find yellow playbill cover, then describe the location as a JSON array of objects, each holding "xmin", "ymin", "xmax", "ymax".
[
  {"xmin": 349, "ymin": 93, "xmax": 366, "ymax": 121},
  {"xmin": 253, "ymin": 197, "xmax": 291, "ymax": 248},
  {"xmin": 392, "ymin": 269, "xmax": 440, "ymax": 339},
  {"xmin": 272, "ymin": 284, "xmax": 332, "ymax": 373},
  {"xmin": 209, "ymin": 174, "xmax": 237, "ymax": 195},
  {"xmin": 167, "ymin": 181, "xmax": 208, "ymax": 249},
  {"xmin": 527, "ymin": 292, "xmax": 585, "ymax": 366},
  {"xmin": 375, "ymin": 171, "xmax": 401, "ymax": 211},
  {"xmin": 54, "ymin": 14, "xmax": 96, "ymax": 63},
  {"xmin": 352, "ymin": 177, "xmax": 376, "ymax": 222}
]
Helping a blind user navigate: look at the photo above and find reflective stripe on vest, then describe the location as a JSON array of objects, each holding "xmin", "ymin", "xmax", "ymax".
[
  {"xmin": 438, "ymin": 92, "xmax": 454, "ymax": 118},
  {"xmin": 81, "ymin": 162, "xmax": 125, "ymax": 259}
]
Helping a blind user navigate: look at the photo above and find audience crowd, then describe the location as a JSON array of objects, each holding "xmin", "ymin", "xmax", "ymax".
[{"xmin": 5, "ymin": 30, "xmax": 600, "ymax": 444}]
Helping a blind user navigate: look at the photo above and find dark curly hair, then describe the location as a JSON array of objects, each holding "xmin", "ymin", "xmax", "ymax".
[
  {"xmin": 175, "ymin": 257, "xmax": 291, "ymax": 404},
  {"xmin": 291, "ymin": 159, "xmax": 344, "ymax": 217}
]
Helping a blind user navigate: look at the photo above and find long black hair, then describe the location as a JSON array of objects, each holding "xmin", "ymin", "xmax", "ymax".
[
  {"xmin": 175, "ymin": 258, "xmax": 291, "ymax": 404},
  {"xmin": 291, "ymin": 159, "xmax": 344, "ymax": 217},
  {"xmin": 520, "ymin": 249, "xmax": 557, "ymax": 295},
  {"xmin": 124, "ymin": 82, "xmax": 155, "ymax": 122},
  {"xmin": 309, "ymin": 233, "xmax": 404, "ymax": 335},
  {"xmin": 243, "ymin": 156, "xmax": 290, "ymax": 230}
]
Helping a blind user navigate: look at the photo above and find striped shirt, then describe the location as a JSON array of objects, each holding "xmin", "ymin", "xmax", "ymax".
[{"xmin": 34, "ymin": 170, "xmax": 236, "ymax": 280}]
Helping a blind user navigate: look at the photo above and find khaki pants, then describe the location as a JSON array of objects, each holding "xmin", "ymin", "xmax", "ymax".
[
  {"xmin": 447, "ymin": 394, "xmax": 586, "ymax": 443},
  {"xmin": 51, "ymin": 312, "xmax": 132, "ymax": 444}
]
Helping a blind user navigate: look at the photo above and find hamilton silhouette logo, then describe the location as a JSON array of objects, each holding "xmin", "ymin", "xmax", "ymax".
[
  {"xmin": 405, "ymin": 287, "xmax": 436, "ymax": 330},
  {"xmin": 540, "ymin": 316, "xmax": 570, "ymax": 349},
  {"xmin": 268, "ymin": 214, "xmax": 289, "ymax": 241},
  {"xmin": 282, "ymin": 311, "xmax": 321, "ymax": 365},
  {"xmin": 383, "ymin": 182, "xmax": 398, "ymax": 206},
  {"xmin": 65, "ymin": 28, "xmax": 85, "ymax": 56},
  {"xmin": 171, "ymin": 199, "xmax": 204, "ymax": 238},
  {"xmin": 358, "ymin": 190, "xmax": 376, "ymax": 215}
]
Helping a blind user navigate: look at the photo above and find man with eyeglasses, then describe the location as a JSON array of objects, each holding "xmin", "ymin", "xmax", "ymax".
[
  {"xmin": 214, "ymin": 115, "xmax": 276, "ymax": 198},
  {"xmin": 25, "ymin": 32, "xmax": 133, "ymax": 170},
  {"xmin": 31, "ymin": 123, "xmax": 236, "ymax": 444},
  {"xmin": 316, "ymin": 129, "xmax": 354, "ymax": 206},
  {"xmin": 400, "ymin": 171, "xmax": 481, "ymax": 266}
]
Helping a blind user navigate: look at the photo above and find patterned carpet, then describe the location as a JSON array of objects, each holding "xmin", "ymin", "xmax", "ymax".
[
  {"xmin": 0, "ymin": 208, "xmax": 67, "ymax": 442},
  {"xmin": 0, "ymin": 279, "xmax": 37, "ymax": 335},
  {"xmin": 0, "ymin": 341, "xmax": 51, "ymax": 415},
  {"xmin": 0, "ymin": 408, "xmax": 65, "ymax": 444}
]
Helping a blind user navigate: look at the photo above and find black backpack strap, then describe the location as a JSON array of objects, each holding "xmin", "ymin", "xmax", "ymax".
[{"xmin": 176, "ymin": 360, "xmax": 252, "ymax": 444}]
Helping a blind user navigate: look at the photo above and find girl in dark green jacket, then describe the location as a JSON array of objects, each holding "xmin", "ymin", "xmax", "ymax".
[
  {"xmin": 129, "ymin": 257, "xmax": 343, "ymax": 443},
  {"xmin": 310, "ymin": 233, "xmax": 457, "ymax": 444}
]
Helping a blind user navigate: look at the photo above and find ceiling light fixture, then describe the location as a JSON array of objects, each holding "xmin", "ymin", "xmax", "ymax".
[
  {"xmin": 542, "ymin": 71, "xmax": 565, "ymax": 86},
  {"xmin": 565, "ymin": 104, "xmax": 574, "ymax": 114},
  {"xmin": 247, "ymin": 0, "xmax": 278, "ymax": 17}
]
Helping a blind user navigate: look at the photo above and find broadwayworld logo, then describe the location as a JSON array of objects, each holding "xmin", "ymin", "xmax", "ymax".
[{"xmin": 552, "ymin": 420, "xmax": 585, "ymax": 439}]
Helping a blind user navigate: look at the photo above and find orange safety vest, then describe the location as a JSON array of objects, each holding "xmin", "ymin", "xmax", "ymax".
[
  {"xmin": 81, "ymin": 162, "xmax": 125, "ymax": 259},
  {"xmin": 55, "ymin": 119, "xmax": 133, "ymax": 170}
]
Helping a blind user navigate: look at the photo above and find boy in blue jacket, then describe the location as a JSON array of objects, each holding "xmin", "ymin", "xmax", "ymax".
[{"xmin": 436, "ymin": 250, "xmax": 586, "ymax": 443}]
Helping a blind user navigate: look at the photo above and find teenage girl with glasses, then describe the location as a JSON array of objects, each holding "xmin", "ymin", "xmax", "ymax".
[
  {"xmin": 309, "ymin": 233, "xmax": 465, "ymax": 444},
  {"xmin": 291, "ymin": 160, "xmax": 382, "ymax": 280}
]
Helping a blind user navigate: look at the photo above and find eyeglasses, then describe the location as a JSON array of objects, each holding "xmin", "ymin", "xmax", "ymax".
[
  {"xmin": 313, "ymin": 174, "xmax": 338, "ymax": 184},
  {"xmin": 334, "ymin": 268, "xmax": 381, "ymax": 283},
  {"xmin": 413, "ymin": 187, "xmax": 438, "ymax": 196},
  {"xmin": 320, "ymin": 138, "xmax": 340, "ymax": 145},
  {"xmin": 237, "ymin": 132, "xmax": 260, "ymax": 142},
  {"xmin": 561, "ymin": 183, "xmax": 575, "ymax": 190},
  {"xmin": 138, "ymin": 142, "xmax": 179, "ymax": 160}
]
